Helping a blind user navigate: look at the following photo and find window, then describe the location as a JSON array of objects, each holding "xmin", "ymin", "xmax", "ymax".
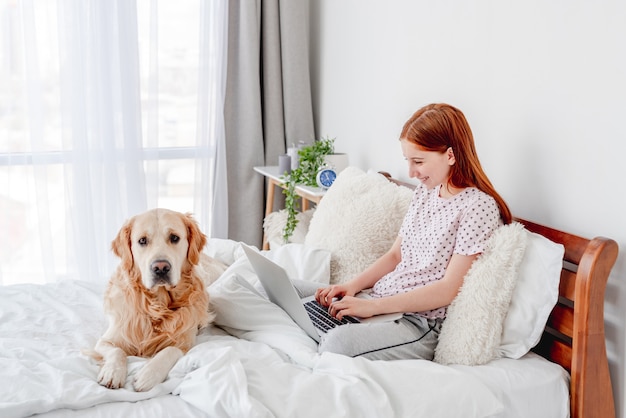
[{"xmin": 0, "ymin": 0, "xmax": 227, "ymax": 285}]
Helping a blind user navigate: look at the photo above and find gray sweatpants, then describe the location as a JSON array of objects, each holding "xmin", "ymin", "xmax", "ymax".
[{"xmin": 292, "ymin": 280, "xmax": 443, "ymax": 361}]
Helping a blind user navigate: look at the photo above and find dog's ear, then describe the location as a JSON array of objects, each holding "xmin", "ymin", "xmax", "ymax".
[
  {"xmin": 183, "ymin": 213, "xmax": 207, "ymax": 265},
  {"xmin": 111, "ymin": 217, "xmax": 135, "ymax": 271}
]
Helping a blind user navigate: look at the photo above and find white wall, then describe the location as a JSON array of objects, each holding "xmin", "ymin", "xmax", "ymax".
[{"xmin": 309, "ymin": 1, "xmax": 626, "ymax": 416}]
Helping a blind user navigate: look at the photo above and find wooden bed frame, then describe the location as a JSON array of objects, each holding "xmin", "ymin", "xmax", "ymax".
[{"xmin": 380, "ymin": 172, "xmax": 619, "ymax": 418}]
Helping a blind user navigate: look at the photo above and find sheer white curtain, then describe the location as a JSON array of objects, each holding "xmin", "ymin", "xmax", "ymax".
[{"xmin": 0, "ymin": 0, "xmax": 228, "ymax": 285}]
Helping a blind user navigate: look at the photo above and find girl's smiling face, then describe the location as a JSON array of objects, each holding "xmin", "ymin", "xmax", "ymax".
[{"xmin": 401, "ymin": 139, "xmax": 455, "ymax": 191}]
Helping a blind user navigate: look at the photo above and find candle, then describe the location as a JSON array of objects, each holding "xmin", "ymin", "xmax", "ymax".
[
  {"xmin": 278, "ymin": 154, "xmax": 291, "ymax": 175},
  {"xmin": 287, "ymin": 145, "xmax": 299, "ymax": 170}
]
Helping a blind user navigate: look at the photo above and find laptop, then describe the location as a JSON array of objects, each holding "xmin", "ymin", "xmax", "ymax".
[{"xmin": 240, "ymin": 244, "xmax": 402, "ymax": 342}]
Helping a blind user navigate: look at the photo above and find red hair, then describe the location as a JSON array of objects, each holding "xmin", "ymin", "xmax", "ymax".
[{"xmin": 400, "ymin": 103, "xmax": 512, "ymax": 224}]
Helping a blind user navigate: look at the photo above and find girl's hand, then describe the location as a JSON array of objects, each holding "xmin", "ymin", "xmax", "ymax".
[
  {"xmin": 315, "ymin": 284, "xmax": 355, "ymax": 307},
  {"xmin": 328, "ymin": 296, "xmax": 377, "ymax": 320}
]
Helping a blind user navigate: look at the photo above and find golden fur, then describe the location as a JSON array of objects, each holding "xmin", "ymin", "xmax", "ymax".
[{"xmin": 90, "ymin": 209, "xmax": 227, "ymax": 391}]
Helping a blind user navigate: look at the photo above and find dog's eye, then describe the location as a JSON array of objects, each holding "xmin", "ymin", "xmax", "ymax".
[
  {"xmin": 170, "ymin": 234, "xmax": 180, "ymax": 244},
  {"xmin": 138, "ymin": 237, "xmax": 148, "ymax": 246}
]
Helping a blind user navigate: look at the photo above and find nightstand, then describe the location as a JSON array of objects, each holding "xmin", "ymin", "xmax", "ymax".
[{"xmin": 254, "ymin": 166, "xmax": 326, "ymax": 249}]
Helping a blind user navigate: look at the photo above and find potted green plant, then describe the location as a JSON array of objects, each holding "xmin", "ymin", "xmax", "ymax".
[{"xmin": 280, "ymin": 137, "xmax": 335, "ymax": 242}]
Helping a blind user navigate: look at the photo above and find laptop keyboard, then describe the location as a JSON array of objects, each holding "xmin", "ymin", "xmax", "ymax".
[{"xmin": 304, "ymin": 299, "xmax": 359, "ymax": 332}]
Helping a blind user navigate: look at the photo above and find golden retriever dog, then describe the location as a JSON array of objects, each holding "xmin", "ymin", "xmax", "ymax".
[{"xmin": 89, "ymin": 209, "xmax": 227, "ymax": 391}]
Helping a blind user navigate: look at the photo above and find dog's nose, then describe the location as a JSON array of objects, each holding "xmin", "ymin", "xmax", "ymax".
[{"xmin": 151, "ymin": 260, "xmax": 171, "ymax": 277}]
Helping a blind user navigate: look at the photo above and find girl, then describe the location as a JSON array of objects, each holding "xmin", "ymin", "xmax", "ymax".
[{"xmin": 309, "ymin": 103, "xmax": 511, "ymax": 360}]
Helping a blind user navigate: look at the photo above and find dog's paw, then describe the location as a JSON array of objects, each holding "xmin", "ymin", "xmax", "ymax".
[
  {"xmin": 97, "ymin": 362, "xmax": 127, "ymax": 389},
  {"xmin": 133, "ymin": 363, "xmax": 167, "ymax": 392},
  {"xmin": 133, "ymin": 347, "xmax": 182, "ymax": 392}
]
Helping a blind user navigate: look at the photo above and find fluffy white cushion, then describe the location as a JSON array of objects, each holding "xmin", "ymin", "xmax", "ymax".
[
  {"xmin": 498, "ymin": 231, "xmax": 564, "ymax": 358},
  {"xmin": 434, "ymin": 222, "xmax": 528, "ymax": 366},
  {"xmin": 263, "ymin": 209, "xmax": 315, "ymax": 249},
  {"xmin": 304, "ymin": 167, "xmax": 413, "ymax": 284}
]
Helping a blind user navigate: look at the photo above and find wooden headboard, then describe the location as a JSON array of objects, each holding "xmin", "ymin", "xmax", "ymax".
[{"xmin": 380, "ymin": 172, "xmax": 619, "ymax": 418}]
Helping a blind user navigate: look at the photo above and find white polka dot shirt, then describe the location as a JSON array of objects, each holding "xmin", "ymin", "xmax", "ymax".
[{"xmin": 371, "ymin": 183, "xmax": 502, "ymax": 319}]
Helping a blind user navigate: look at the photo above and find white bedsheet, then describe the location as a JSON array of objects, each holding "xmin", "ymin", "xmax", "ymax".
[{"xmin": 0, "ymin": 260, "xmax": 569, "ymax": 418}]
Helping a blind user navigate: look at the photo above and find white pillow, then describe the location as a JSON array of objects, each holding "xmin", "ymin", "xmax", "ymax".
[
  {"xmin": 498, "ymin": 231, "xmax": 564, "ymax": 358},
  {"xmin": 304, "ymin": 167, "xmax": 413, "ymax": 284},
  {"xmin": 205, "ymin": 238, "xmax": 242, "ymax": 266},
  {"xmin": 218, "ymin": 243, "xmax": 331, "ymax": 289},
  {"xmin": 434, "ymin": 222, "xmax": 528, "ymax": 366}
]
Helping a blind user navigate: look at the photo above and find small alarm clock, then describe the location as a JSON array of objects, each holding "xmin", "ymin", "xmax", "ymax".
[{"xmin": 316, "ymin": 167, "xmax": 337, "ymax": 189}]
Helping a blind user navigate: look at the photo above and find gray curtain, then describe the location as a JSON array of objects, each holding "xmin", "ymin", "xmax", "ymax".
[{"xmin": 224, "ymin": 0, "xmax": 315, "ymax": 246}]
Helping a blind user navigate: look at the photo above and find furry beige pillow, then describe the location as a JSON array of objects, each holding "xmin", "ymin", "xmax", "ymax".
[
  {"xmin": 263, "ymin": 209, "xmax": 315, "ymax": 249},
  {"xmin": 434, "ymin": 222, "xmax": 528, "ymax": 366},
  {"xmin": 304, "ymin": 167, "xmax": 413, "ymax": 284}
]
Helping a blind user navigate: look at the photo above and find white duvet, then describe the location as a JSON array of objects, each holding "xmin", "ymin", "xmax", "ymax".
[{"xmin": 0, "ymin": 242, "xmax": 569, "ymax": 418}]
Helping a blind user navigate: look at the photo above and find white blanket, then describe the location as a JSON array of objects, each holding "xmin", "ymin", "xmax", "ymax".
[{"xmin": 0, "ymin": 242, "xmax": 568, "ymax": 418}]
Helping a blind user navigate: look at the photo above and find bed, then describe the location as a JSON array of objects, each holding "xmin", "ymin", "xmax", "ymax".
[
  {"xmin": 0, "ymin": 167, "xmax": 618, "ymax": 418},
  {"xmin": 379, "ymin": 171, "xmax": 619, "ymax": 418}
]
